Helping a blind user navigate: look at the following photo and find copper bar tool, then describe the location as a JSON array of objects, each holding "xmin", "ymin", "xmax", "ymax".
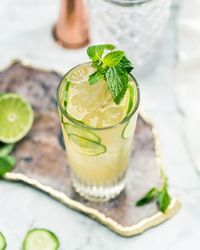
[{"xmin": 53, "ymin": 0, "xmax": 89, "ymax": 48}]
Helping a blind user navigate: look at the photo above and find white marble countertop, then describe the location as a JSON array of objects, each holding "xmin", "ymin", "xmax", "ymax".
[{"xmin": 0, "ymin": 0, "xmax": 200, "ymax": 249}]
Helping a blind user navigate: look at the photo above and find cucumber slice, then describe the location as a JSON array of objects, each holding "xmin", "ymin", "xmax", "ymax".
[
  {"xmin": 23, "ymin": 228, "xmax": 59, "ymax": 250},
  {"xmin": 69, "ymin": 134, "xmax": 106, "ymax": 156},
  {"xmin": 126, "ymin": 84, "xmax": 134, "ymax": 115},
  {"xmin": 122, "ymin": 118, "xmax": 135, "ymax": 139},
  {"xmin": 63, "ymin": 80, "xmax": 71, "ymax": 108},
  {"xmin": 0, "ymin": 231, "xmax": 6, "ymax": 250},
  {"xmin": 63, "ymin": 123, "xmax": 100, "ymax": 143}
]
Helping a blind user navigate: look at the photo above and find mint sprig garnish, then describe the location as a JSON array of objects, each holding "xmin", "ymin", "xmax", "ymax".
[
  {"xmin": 136, "ymin": 174, "xmax": 171, "ymax": 213},
  {"xmin": 87, "ymin": 44, "xmax": 134, "ymax": 105}
]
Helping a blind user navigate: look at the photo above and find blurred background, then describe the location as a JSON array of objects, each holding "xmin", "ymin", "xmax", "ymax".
[{"xmin": 0, "ymin": 0, "xmax": 200, "ymax": 249}]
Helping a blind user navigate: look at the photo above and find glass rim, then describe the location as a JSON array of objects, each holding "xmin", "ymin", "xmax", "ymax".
[
  {"xmin": 103, "ymin": 0, "xmax": 153, "ymax": 6},
  {"xmin": 57, "ymin": 62, "xmax": 140, "ymax": 131}
]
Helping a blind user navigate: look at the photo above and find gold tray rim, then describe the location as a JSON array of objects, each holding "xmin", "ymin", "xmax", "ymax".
[{"xmin": 1, "ymin": 60, "xmax": 181, "ymax": 237}]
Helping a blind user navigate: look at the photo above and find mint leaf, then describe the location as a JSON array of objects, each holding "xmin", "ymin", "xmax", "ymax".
[
  {"xmin": 156, "ymin": 187, "xmax": 171, "ymax": 212},
  {"xmin": 87, "ymin": 44, "xmax": 134, "ymax": 104},
  {"xmin": 0, "ymin": 156, "xmax": 16, "ymax": 176},
  {"xmin": 156, "ymin": 176, "xmax": 171, "ymax": 212},
  {"xmin": 0, "ymin": 143, "xmax": 15, "ymax": 156},
  {"xmin": 135, "ymin": 174, "xmax": 171, "ymax": 213},
  {"xmin": 102, "ymin": 51, "xmax": 124, "ymax": 67},
  {"xmin": 87, "ymin": 44, "xmax": 115, "ymax": 61},
  {"xmin": 119, "ymin": 56, "xmax": 134, "ymax": 73},
  {"xmin": 136, "ymin": 188, "xmax": 157, "ymax": 206},
  {"xmin": 89, "ymin": 69, "xmax": 105, "ymax": 85},
  {"xmin": 105, "ymin": 65, "xmax": 128, "ymax": 104}
]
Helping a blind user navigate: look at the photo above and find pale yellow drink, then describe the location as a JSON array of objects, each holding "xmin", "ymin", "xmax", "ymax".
[{"xmin": 57, "ymin": 62, "xmax": 140, "ymax": 201}]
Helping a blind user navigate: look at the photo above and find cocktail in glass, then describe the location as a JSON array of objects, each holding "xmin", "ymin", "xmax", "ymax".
[{"xmin": 57, "ymin": 62, "xmax": 140, "ymax": 201}]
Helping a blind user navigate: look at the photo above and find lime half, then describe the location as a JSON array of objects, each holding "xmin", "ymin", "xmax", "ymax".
[{"xmin": 0, "ymin": 93, "xmax": 34, "ymax": 143}]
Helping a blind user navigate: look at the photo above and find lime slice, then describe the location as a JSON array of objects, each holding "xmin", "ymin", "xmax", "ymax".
[
  {"xmin": 68, "ymin": 134, "xmax": 106, "ymax": 156},
  {"xmin": 23, "ymin": 228, "xmax": 59, "ymax": 250},
  {"xmin": 66, "ymin": 63, "xmax": 133, "ymax": 128},
  {"xmin": 63, "ymin": 123, "xmax": 100, "ymax": 143},
  {"xmin": 0, "ymin": 93, "xmax": 34, "ymax": 143},
  {"xmin": 0, "ymin": 231, "xmax": 6, "ymax": 250}
]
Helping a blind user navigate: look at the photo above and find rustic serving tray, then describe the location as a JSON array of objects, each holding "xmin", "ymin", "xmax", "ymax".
[{"xmin": 0, "ymin": 61, "xmax": 180, "ymax": 237}]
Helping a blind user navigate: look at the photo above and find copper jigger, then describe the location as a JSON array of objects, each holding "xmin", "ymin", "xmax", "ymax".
[{"xmin": 53, "ymin": 0, "xmax": 89, "ymax": 48}]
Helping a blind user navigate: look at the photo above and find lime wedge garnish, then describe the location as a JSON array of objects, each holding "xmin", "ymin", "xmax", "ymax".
[
  {"xmin": 0, "ymin": 93, "xmax": 34, "ymax": 143},
  {"xmin": 68, "ymin": 134, "xmax": 106, "ymax": 156},
  {"xmin": 63, "ymin": 123, "xmax": 100, "ymax": 143}
]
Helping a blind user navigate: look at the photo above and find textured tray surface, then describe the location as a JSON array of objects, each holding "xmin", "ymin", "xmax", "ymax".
[{"xmin": 0, "ymin": 62, "xmax": 180, "ymax": 236}]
